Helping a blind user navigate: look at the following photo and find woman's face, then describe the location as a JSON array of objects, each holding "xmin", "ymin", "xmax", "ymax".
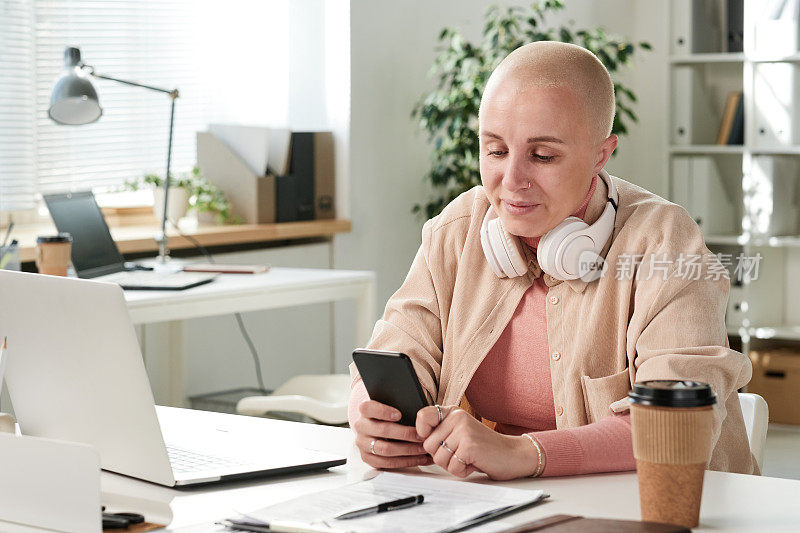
[{"xmin": 479, "ymin": 83, "xmax": 616, "ymax": 238}]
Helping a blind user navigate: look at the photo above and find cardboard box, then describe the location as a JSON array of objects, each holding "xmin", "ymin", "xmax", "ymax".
[{"xmin": 748, "ymin": 348, "xmax": 800, "ymax": 425}]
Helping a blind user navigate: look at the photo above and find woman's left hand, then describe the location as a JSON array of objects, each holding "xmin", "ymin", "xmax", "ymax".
[{"xmin": 416, "ymin": 405, "xmax": 541, "ymax": 480}]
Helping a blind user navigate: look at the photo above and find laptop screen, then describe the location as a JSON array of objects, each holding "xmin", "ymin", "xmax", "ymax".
[{"xmin": 43, "ymin": 191, "xmax": 126, "ymax": 278}]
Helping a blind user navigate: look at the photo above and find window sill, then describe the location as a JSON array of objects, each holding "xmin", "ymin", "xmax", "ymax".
[{"xmin": 11, "ymin": 218, "xmax": 352, "ymax": 263}]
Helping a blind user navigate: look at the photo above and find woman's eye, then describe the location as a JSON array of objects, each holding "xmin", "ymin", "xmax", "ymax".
[
  {"xmin": 533, "ymin": 154, "xmax": 555, "ymax": 162},
  {"xmin": 487, "ymin": 150, "xmax": 507, "ymax": 157}
]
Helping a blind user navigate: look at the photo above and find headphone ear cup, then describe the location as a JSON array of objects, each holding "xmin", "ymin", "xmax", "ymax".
[
  {"xmin": 481, "ymin": 206, "xmax": 527, "ymax": 278},
  {"xmin": 537, "ymin": 217, "xmax": 588, "ymax": 280},
  {"xmin": 494, "ymin": 218, "xmax": 528, "ymax": 277},
  {"xmin": 480, "ymin": 210, "xmax": 506, "ymax": 278},
  {"xmin": 487, "ymin": 217, "xmax": 520, "ymax": 277}
]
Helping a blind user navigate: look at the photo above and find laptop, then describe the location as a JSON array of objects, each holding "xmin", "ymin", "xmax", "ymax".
[
  {"xmin": 0, "ymin": 270, "xmax": 347, "ymax": 487},
  {"xmin": 43, "ymin": 191, "xmax": 216, "ymax": 290}
]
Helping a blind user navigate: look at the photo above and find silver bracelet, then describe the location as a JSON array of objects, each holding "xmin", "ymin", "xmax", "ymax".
[{"xmin": 522, "ymin": 433, "xmax": 545, "ymax": 477}]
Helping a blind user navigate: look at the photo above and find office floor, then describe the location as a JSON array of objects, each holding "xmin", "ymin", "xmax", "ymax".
[{"xmin": 762, "ymin": 424, "xmax": 800, "ymax": 480}]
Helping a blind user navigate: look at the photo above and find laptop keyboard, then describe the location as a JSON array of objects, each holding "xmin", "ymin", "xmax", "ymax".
[{"xmin": 166, "ymin": 445, "xmax": 248, "ymax": 474}]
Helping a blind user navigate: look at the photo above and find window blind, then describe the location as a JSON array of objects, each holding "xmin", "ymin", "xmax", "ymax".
[
  {"xmin": 0, "ymin": 0, "xmax": 328, "ymax": 210},
  {"xmin": 0, "ymin": 0, "xmax": 37, "ymax": 210},
  {"xmin": 34, "ymin": 0, "xmax": 208, "ymax": 195}
]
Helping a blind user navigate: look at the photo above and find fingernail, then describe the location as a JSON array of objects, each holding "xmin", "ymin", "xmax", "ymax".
[{"xmin": 391, "ymin": 411, "xmax": 401, "ymax": 420}]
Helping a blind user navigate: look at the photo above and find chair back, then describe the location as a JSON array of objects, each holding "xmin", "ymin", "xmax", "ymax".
[{"xmin": 738, "ymin": 392, "xmax": 769, "ymax": 472}]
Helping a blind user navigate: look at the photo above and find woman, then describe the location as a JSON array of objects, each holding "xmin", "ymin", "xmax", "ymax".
[{"xmin": 348, "ymin": 41, "xmax": 756, "ymax": 480}]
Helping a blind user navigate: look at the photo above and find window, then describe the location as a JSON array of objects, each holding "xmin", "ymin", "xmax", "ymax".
[{"xmin": 0, "ymin": 0, "xmax": 340, "ymax": 212}]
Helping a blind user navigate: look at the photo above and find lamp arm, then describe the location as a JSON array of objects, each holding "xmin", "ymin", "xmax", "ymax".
[
  {"xmin": 80, "ymin": 62, "xmax": 179, "ymax": 262},
  {"xmin": 83, "ymin": 65, "xmax": 179, "ymax": 98}
]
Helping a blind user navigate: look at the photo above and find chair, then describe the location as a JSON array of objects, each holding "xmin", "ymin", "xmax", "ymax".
[
  {"xmin": 236, "ymin": 374, "xmax": 351, "ymax": 425},
  {"xmin": 738, "ymin": 392, "xmax": 769, "ymax": 472}
]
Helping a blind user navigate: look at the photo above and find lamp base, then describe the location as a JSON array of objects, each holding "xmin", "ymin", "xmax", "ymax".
[{"xmin": 137, "ymin": 255, "xmax": 189, "ymax": 274}]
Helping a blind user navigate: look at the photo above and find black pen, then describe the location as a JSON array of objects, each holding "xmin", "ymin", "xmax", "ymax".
[{"xmin": 334, "ymin": 494, "xmax": 424, "ymax": 520}]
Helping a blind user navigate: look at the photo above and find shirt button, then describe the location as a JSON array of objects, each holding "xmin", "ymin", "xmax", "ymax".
[
  {"xmin": 549, "ymin": 295, "xmax": 559, "ymax": 305},
  {"xmin": 552, "ymin": 351, "xmax": 561, "ymax": 361},
  {"xmin": 556, "ymin": 406, "xmax": 564, "ymax": 416}
]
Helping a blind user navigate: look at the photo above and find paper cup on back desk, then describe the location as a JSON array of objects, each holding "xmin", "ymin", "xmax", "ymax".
[
  {"xmin": 35, "ymin": 233, "xmax": 72, "ymax": 276},
  {"xmin": 629, "ymin": 380, "xmax": 716, "ymax": 529}
]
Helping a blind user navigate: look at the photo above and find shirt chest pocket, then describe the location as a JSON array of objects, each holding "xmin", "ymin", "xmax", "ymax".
[{"xmin": 580, "ymin": 368, "xmax": 632, "ymax": 423}]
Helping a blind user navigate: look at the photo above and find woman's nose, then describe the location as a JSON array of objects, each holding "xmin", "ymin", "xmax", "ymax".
[{"xmin": 501, "ymin": 155, "xmax": 530, "ymax": 192}]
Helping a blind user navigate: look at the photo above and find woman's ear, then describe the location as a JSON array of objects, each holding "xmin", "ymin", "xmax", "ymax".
[{"xmin": 593, "ymin": 134, "xmax": 618, "ymax": 173}]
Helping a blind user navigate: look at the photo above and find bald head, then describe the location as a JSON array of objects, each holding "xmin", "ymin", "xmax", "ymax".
[{"xmin": 480, "ymin": 41, "xmax": 615, "ymax": 142}]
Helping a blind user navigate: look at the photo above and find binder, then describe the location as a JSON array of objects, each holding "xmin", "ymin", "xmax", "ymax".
[
  {"xmin": 672, "ymin": 67, "xmax": 718, "ymax": 145},
  {"xmin": 750, "ymin": 156, "xmax": 799, "ymax": 236},
  {"xmin": 754, "ymin": 63, "xmax": 800, "ymax": 147},
  {"xmin": 671, "ymin": 156, "xmax": 735, "ymax": 235},
  {"xmin": 275, "ymin": 131, "xmax": 336, "ymax": 222},
  {"xmin": 671, "ymin": 0, "xmax": 724, "ymax": 55},
  {"xmin": 716, "ymin": 92, "xmax": 742, "ymax": 145},
  {"xmin": 726, "ymin": 93, "xmax": 745, "ymax": 145},
  {"xmin": 726, "ymin": 0, "xmax": 744, "ymax": 52}
]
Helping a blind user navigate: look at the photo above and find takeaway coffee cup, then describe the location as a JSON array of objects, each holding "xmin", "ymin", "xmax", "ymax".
[
  {"xmin": 629, "ymin": 380, "xmax": 717, "ymax": 528},
  {"xmin": 35, "ymin": 233, "xmax": 73, "ymax": 276}
]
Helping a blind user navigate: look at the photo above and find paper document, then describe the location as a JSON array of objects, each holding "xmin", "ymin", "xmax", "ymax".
[{"xmin": 238, "ymin": 472, "xmax": 546, "ymax": 533}]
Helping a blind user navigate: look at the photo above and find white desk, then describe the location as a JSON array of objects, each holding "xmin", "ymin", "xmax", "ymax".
[
  {"xmin": 124, "ymin": 268, "xmax": 376, "ymax": 406},
  {"xmin": 100, "ymin": 409, "xmax": 800, "ymax": 532}
]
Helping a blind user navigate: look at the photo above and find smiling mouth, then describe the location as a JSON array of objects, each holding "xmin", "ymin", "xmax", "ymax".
[
  {"xmin": 501, "ymin": 200, "xmax": 541, "ymax": 216},
  {"xmin": 502, "ymin": 200, "xmax": 540, "ymax": 208}
]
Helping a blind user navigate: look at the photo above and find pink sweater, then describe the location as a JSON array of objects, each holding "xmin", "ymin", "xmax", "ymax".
[{"xmin": 349, "ymin": 175, "xmax": 636, "ymax": 476}]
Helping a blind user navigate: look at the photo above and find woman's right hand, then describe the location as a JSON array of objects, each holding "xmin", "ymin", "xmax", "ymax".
[{"xmin": 353, "ymin": 400, "xmax": 433, "ymax": 469}]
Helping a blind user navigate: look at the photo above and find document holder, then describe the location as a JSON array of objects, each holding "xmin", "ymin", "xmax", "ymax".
[{"xmin": 0, "ymin": 433, "xmax": 102, "ymax": 533}]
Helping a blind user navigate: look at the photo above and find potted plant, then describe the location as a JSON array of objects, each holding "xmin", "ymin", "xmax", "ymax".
[
  {"xmin": 185, "ymin": 167, "xmax": 242, "ymax": 225},
  {"xmin": 412, "ymin": 0, "xmax": 652, "ymax": 219},
  {"xmin": 125, "ymin": 172, "xmax": 193, "ymax": 223},
  {"xmin": 125, "ymin": 167, "xmax": 241, "ymax": 225}
]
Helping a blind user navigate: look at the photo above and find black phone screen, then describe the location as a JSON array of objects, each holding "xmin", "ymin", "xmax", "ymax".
[{"xmin": 352, "ymin": 349, "xmax": 429, "ymax": 426}]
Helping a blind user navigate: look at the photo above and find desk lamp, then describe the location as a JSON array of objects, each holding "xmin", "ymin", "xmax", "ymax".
[{"xmin": 48, "ymin": 46, "xmax": 180, "ymax": 266}]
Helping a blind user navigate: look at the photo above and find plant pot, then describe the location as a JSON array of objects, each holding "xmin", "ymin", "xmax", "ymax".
[
  {"xmin": 153, "ymin": 186, "xmax": 189, "ymax": 223},
  {"xmin": 195, "ymin": 210, "xmax": 219, "ymax": 226}
]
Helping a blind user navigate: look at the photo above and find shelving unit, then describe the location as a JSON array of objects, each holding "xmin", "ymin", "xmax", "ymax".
[
  {"xmin": 669, "ymin": 145, "xmax": 745, "ymax": 154},
  {"xmin": 667, "ymin": 1, "xmax": 800, "ymax": 352},
  {"xmin": 669, "ymin": 52, "xmax": 746, "ymax": 64}
]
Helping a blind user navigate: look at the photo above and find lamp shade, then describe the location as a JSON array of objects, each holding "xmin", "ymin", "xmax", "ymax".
[{"xmin": 48, "ymin": 47, "xmax": 102, "ymax": 125}]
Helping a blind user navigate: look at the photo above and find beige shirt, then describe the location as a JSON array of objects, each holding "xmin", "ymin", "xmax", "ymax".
[{"xmin": 351, "ymin": 175, "xmax": 756, "ymax": 475}]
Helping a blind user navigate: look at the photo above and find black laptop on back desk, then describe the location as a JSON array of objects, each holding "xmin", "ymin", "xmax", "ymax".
[{"xmin": 43, "ymin": 191, "xmax": 216, "ymax": 290}]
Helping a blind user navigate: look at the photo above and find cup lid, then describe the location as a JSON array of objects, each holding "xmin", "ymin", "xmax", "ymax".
[
  {"xmin": 628, "ymin": 380, "xmax": 717, "ymax": 408},
  {"xmin": 37, "ymin": 233, "xmax": 72, "ymax": 243}
]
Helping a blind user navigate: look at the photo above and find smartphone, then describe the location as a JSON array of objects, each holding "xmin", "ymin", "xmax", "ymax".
[{"xmin": 352, "ymin": 349, "xmax": 429, "ymax": 426}]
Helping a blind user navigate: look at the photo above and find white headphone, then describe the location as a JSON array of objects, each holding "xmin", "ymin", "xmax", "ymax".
[{"xmin": 480, "ymin": 169, "xmax": 618, "ymax": 281}]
